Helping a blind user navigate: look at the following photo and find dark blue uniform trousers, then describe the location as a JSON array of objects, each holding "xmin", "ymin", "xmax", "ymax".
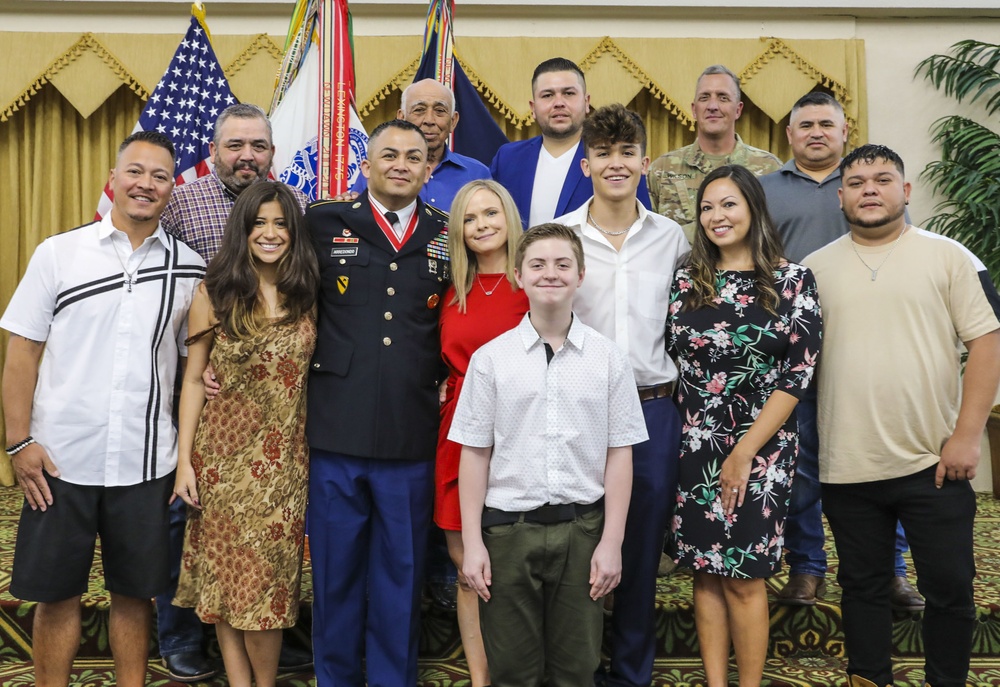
[{"xmin": 308, "ymin": 449, "xmax": 434, "ymax": 687}]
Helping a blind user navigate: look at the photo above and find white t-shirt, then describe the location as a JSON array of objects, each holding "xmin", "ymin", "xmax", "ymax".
[{"xmin": 529, "ymin": 145, "xmax": 577, "ymax": 228}]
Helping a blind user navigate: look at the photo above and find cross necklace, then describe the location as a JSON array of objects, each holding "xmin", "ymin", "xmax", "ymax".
[
  {"xmin": 111, "ymin": 235, "xmax": 155, "ymax": 292},
  {"xmin": 850, "ymin": 224, "xmax": 908, "ymax": 282}
]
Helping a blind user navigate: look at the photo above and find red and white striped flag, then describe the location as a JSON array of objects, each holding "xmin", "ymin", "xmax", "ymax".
[
  {"xmin": 318, "ymin": 0, "xmax": 362, "ymax": 198},
  {"xmin": 270, "ymin": 0, "xmax": 367, "ymax": 201},
  {"xmin": 94, "ymin": 3, "xmax": 236, "ymax": 219}
]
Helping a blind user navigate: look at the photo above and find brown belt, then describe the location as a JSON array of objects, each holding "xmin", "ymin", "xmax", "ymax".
[{"xmin": 638, "ymin": 381, "xmax": 676, "ymax": 402}]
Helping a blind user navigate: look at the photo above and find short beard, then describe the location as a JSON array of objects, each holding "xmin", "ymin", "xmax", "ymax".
[
  {"xmin": 217, "ymin": 161, "xmax": 267, "ymax": 194},
  {"xmin": 845, "ymin": 205, "xmax": 905, "ymax": 230},
  {"xmin": 539, "ymin": 121, "xmax": 581, "ymax": 141}
]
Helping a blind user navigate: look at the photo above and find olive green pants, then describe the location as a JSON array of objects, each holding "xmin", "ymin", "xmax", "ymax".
[{"xmin": 479, "ymin": 509, "xmax": 605, "ymax": 687}]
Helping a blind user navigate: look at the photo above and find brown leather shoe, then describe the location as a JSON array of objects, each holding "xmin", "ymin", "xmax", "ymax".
[
  {"xmin": 890, "ymin": 575, "xmax": 925, "ymax": 611},
  {"xmin": 776, "ymin": 573, "xmax": 826, "ymax": 606}
]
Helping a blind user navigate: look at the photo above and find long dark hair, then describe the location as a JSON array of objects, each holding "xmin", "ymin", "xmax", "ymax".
[
  {"xmin": 205, "ymin": 181, "xmax": 318, "ymax": 338},
  {"xmin": 684, "ymin": 165, "xmax": 785, "ymax": 314}
]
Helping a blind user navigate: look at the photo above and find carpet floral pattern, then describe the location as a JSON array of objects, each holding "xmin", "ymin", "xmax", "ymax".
[{"xmin": 1, "ymin": 486, "xmax": 998, "ymax": 686}]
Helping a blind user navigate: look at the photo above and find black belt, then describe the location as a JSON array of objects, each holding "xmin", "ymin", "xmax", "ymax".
[
  {"xmin": 638, "ymin": 381, "xmax": 676, "ymax": 402},
  {"xmin": 481, "ymin": 498, "xmax": 604, "ymax": 528}
]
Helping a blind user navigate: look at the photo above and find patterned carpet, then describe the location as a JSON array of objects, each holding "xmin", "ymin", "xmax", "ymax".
[{"xmin": 1, "ymin": 485, "xmax": 998, "ymax": 686}]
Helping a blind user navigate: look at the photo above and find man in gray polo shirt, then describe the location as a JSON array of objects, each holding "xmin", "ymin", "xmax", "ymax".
[{"xmin": 760, "ymin": 92, "xmax": 923, "ymax": 610}]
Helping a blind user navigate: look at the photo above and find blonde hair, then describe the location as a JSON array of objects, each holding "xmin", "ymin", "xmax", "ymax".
[{"xmin": 447, "ymin": 180, "xmax": 522, "ymax": 313}]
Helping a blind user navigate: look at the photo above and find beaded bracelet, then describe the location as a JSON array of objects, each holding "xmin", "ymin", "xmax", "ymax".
[{"xmin": 5, "ymin": 436, "xmax": 35, "ymax": 456}]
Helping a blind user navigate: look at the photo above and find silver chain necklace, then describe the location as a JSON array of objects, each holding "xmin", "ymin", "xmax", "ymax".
[
  {"xmin": 850, "ymin": 224, "xmax": 908, "ymax": 282},
  {"xmin": 588, "ymin": 212, "xmax": 631, "ymax": 237},
  {"xmin": 477, "ymin": 274, "xmax": 505, "ymax": 296},
  {"xmin": 111, "ymin": 235, "xmax": 156, "ymax": 292}
]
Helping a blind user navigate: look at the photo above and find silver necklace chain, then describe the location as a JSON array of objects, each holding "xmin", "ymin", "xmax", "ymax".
[
  {"xmin": 110, "ymin": 235, "xmax": 156, "ymax": 292},
  {"xmin": 477, "ymin": 273, "xmax": 505, "ymax": 296},
  {"xmin": 850, "ymin": 224, "xmax": 908, "ymax": 282},
  {"xmin": 588, "ymin": 211, "xmax": 631, "ymax": 237}
]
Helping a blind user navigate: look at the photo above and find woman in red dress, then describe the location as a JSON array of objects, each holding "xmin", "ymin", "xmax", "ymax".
[{"xmin": 436, "ymin": 180, "xmax": 528, "ymax": 686}]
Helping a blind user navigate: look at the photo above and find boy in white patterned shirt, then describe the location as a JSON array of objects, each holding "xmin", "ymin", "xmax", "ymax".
[{"xmin": 450, "ymin": 222, "xmax": 648, "ymax": 687}]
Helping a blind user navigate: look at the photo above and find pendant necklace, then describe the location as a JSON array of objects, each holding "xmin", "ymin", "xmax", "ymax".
[
  {"xmin": 588, "ymin": 212, "xmax": 631, "ymax": 236},
  {"xmin": 477, "ymin": 274, "xmax": 505, "ymax": 296},
  {"xmin": 111, "ymin": 235, "xmax": 155, "ymax": 292},
  {"xmin": 850, "ymin": 224, "xmax": 908, "ymax": 282}
]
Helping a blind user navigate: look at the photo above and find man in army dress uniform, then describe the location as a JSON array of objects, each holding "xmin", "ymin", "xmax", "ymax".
[
  {"xmin": 304, "ymin": 119, "xmax": 451, "ymax": 687},
  {"xmin": 647, "ymin": 64, "xmax": 780, "ymax": 241}
]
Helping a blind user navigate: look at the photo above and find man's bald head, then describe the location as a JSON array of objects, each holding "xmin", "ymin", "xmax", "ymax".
[{"xmin": 398, "ymin": 79, "xmax": 459, "ymax": 158}]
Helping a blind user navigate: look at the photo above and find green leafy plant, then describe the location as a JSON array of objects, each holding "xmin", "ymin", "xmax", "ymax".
[{"xmin": 915, "ymin": 40, "xmax": 1000, "ymax": 286}]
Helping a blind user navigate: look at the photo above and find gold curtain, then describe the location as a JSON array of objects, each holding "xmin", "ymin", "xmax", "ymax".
[{"xmin": 0, "ymin": 32, "xmax": 865, "ymax": 484}]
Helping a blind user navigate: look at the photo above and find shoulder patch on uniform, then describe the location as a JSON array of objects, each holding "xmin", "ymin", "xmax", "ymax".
[
  {"xmin": 308, "ymin": 198, "xmax": 354, "ymax": 209},
  {"xmin": 425, "ymin": 203, "xmax": 449, "ymax": 219}
]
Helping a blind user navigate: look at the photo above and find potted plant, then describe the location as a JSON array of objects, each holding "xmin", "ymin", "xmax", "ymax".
[{"xmin": 915, "ymin": 40, "xmax": 1000, "ymax": 497}]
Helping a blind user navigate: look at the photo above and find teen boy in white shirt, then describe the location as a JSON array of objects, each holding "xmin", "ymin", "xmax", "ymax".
[{"xmin": 555, "ymin": 103, "xmax": 689, "ymax": 687}]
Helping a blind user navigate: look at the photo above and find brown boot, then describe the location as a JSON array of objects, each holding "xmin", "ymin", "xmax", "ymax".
[
  {"xmin": 776, "ymin": 573, "xmax": 826, "ymax": 606},
  {"xmin": 890, "ymin": 575, "xmax": 926, "ymax": 611},
  {"xmin": 847, "ymin": 674, "xmax": 889, "ymax": 687}
]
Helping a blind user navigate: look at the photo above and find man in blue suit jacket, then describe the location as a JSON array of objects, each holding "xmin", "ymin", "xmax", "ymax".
[{"xmin": 490, "ymin": 57, "xmax": 651, "ymax": 228}]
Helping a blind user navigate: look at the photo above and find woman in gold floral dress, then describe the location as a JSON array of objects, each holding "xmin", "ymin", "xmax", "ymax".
[{"xmin": 172, "ymin": 181, "xmax": 318, "ymax": 687}]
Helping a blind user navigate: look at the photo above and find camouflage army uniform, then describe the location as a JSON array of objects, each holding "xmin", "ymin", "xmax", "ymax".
[{"xmin": 648, "ymin": 135, "xmax": 781, "ymax": 242}]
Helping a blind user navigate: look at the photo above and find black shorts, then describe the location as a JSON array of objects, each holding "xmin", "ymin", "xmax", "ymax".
[{"xmin": 10, "ymin": 472, "xmax": 173, "ymax": 602}]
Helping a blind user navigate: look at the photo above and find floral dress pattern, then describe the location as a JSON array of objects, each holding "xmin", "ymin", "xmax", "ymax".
[
  {"xmin": 667, "ymin": 264, "xmax": 821, "ymax": 578},
  {"xmin": 174, "ymin": 315, "xmax": 316, "ymax": 630}
]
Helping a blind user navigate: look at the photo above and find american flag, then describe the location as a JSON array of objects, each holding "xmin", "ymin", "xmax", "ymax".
[{"xmin": 95, "ymin": 4, "xmax": 236, "ymax": 219}]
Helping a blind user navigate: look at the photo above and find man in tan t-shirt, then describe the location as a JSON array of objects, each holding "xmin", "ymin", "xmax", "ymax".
[{"xmin": 803, "ymin": 144, "xmax": 1000, "ymax": 687}]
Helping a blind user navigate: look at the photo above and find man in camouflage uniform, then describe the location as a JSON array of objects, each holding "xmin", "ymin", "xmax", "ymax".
[{"xmin": 648, "ymin": 64, "xmax": 780, "ymax": 241}]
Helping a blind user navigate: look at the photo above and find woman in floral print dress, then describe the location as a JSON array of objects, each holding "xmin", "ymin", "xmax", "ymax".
[
  {"xmin": 667, "ymin": 166, "xmax": 822, "ymax": 687},
  {"xmin": 172, "ymin": 182, "xmax": 318, "ymax": 687}
]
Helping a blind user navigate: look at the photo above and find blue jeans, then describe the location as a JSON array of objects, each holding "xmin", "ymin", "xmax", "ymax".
[
  {"xmin": 785, "ymin": 393, "xmax": 909, "ymax": 577},
  {"xmin": 154, "ymin": 497, "xmax": 203, "ymax": 657},
  {"xmin": 823, "ymin": 467, "xmax": 976, "ymax": 687}
]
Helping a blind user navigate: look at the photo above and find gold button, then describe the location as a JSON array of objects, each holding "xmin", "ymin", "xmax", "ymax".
[
  {"xmin": 384, "ymin": 312, "xmax": 393, "ymax": 320},
  {"xmin": 387, "ymin": 287, "xmax": 395, "ymax": 296},
  {"xmin": 339, "ymin": 259, "xmax": 346, "ymax": 265},
  {"xmin": 383, "ymin": 337, "xmax": 392, "ymax": 346},
  {"xmin": 389, "ymin": 262, "xmax": 398, "ymax": 271}
]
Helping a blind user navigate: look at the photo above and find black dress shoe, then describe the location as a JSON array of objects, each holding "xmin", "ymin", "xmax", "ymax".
[
  {"xmin": 163, "ymin": 651, "xmax": 217, "ymax": 682},
  {"xmin": 277, "ymin": 643, "xmax": 314, "ymax": 672},
  {"xmin": 427, "ymin": 580, "xmax": 458, "ymax": 611}
]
